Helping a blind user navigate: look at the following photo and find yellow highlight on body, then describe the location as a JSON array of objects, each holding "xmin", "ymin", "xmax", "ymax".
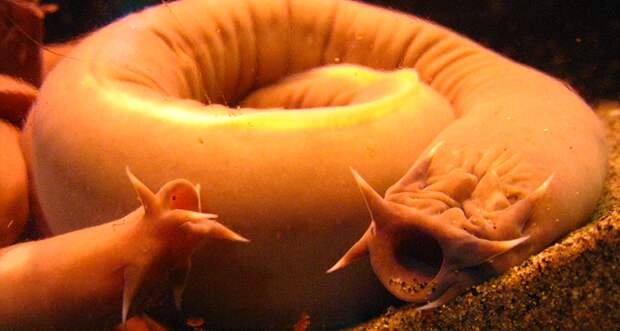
[
  {"xmin": 94, "ymin": 66, "xmax": 421, "ymax": 130},
  {"xmin": 0, "ymin": 245, "xmax": 32, "ymax": 275}
]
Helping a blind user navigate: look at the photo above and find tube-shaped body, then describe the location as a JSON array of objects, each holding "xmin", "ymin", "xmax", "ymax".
[{"xmin": 26, "ymin": 0, "xmax": 606, "ymax": 328}]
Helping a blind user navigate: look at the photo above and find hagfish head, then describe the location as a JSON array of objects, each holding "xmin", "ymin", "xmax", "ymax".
[
  {"xmin": 121, "ymin": 169, "xmax": 249, "ymax": 322},
  {"xmin": 329, "ymin": 144, "xmax": 548, "ymax": 308},
  {"xmin": 126, "ymin": 168, "xmax": 248, "ymax": 249}
]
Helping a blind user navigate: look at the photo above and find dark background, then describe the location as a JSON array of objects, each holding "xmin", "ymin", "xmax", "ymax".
[{"xmin": 41, "ymin": 0, "xmax": 619, "ymax": 102}]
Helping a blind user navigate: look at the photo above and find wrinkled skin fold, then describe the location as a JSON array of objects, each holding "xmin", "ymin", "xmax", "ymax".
[{"xmin": 19, "ymin": 0, "xmax": 607, "ymax": 329}]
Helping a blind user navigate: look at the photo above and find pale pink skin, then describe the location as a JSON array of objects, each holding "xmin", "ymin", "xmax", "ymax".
[
  {"xmin": 0, "ymin": 0, "xmax": 608, "ymax": 329},
  {"xmin": 0, "ymin": 170, "xmax": 247, "ymax": 330},
  {"xmin": 0, "ymin": 119, "xmax": 29, "ymax": 247}
]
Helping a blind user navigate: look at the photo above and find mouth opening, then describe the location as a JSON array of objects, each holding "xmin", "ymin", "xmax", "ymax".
[{"xmin": 393, "ymin": 228, "xmax": 443, "ymax": 285}]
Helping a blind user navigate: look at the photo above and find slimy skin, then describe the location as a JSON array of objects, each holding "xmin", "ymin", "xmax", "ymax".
[
  {"xmin": 24, "ymin": 0, "xmax": 606, "ymax": 328},
  {"xmin": 0, "ymin": 169, "xmax": 247, "ymax": 330},
  {"xmin": 0, "ymin": 120, "xmax": 28, "ymax": 247}
]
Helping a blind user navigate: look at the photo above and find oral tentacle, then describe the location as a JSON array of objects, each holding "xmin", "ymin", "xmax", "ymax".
[
  {"xmin": 326, "ymin": 225, "xmax": 372, "ymax": 273},
  {"xmin": 413, "ymin": 272, "xmax": 477, "ymax": 311},
  {"xmin": 349, "ymin": 167, "xmax": 392, "ymax": 225},
  {"xmin": 164, "ymin": 209, "xmax": 218, "ymax": 223},
  {"xmin": 438, "ymin": 232, "xmax": 530, "ymax": 270},
  {"xmin": 181, "ymin": 219, "xmax": 250, "ymax": 242},
  {"xmin": 126, "ymin": 167, "xmax": 161, "ymax": 218},
  {"xmin": 194, "ymin": 184, "xmax": 202, "ymax": 212}
]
